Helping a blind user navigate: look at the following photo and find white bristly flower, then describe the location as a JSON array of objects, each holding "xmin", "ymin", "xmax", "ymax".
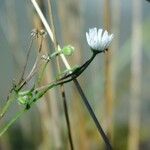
[{"xmin": 86, "ymin": 27, "xmax": 114, "ymax": 52}]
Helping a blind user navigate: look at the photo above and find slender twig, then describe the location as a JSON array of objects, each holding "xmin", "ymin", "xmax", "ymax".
[
  {"xmin": 0, "ymin": 35, "xmax": 36, "ymax": 120},
  {"xmin": 18, "ymin": 37, "xmax": 34, "ymax": 84},
  {"xmin": 36, "ymin": 68, "xmax": 113, "ymax": 150},
  {"xmin": 37, "ymin": 60, "xmax": 49, "ymax": 84},
  {"xmin": 61, "ymin": 90, "xmax": 74, "ymax": 150},
  {"xmin": 31, "ymin": 0, "xmax": 112, "ymax": 149},
  {"xmin": 0, "ymin": 35, "xmax": 44, "ymax": 121},
  {"xmin": 47, "ymin": 0, "xmax": 74, "ymax": 149},
  {"xmin": 0, "ymin": 91, "xmax": 17, "ymax": 120},
  {"xmin": 0, "ymin": 53, "xmax": 106, "ymax": 138},
  {"xmin": 18, "ymin": 37, "xmax": 44, "ymax": 91},
  {"xmin": 74, "ymin": 80, "xmax": 112, "ymax": 150},
  {"xmin": 59, "ymin": 52, "xmax": 97, "ymax": 81},
  {"xmin": 0, "ymin": 109, "xmax": 26, "ymax": 137}
]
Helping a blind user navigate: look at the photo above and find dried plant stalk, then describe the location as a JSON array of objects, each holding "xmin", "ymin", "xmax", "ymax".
[
  {"xmin": 47, "ymin": 0, "xmax": 74, "ymax": 149},
  {"xmin": 128, "ymin": 0, "xmax": 142, "ymax": 149},
  {"xmin": 103, "ymin": 0, "xmax": 114, "ymax": 140},
  {"xmin": 32, "ymin": 1, "xmax": 62, "ymax": 149}
]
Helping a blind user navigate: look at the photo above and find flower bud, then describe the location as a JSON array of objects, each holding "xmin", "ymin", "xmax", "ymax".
[{"xmin": 61, "ymin": 45, "xmax": 75, "ymax": 56}]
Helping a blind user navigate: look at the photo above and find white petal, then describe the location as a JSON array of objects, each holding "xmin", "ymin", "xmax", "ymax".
[
  {"xmin": 102, "ymin": 30, "xmax": 108, "ymax": 42},
  {"xmin": 89, "ymin": 28, "xmax": 97, "ymax": 38},
  {"xmin": 104, "ymin": 34, "xmax": 114, "ymax": 49},
  {"xmin": 90, "ymin": 28, "xmax": 99, "ymax": 48},
  {"xmin": 86, "ymin": 27, "xmax": 113, "ymax": 51},
  {"xmin": 86, "ymin": 32, "xmax": 90, "ymax": 45},
  {"xmin": 101, "ymin": 31, "xmax": 109, "ymax": 49},
  {"xmin": 109, "ymin": 34, "xmax": 114, "ymax": 42},
  {"xmin": 98, "ymin": 29, "xmax": 103, "ymax": 43}
]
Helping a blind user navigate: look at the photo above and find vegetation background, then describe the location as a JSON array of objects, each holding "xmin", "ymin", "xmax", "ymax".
[{"xmin": 0, "ymin": 0, "xmax": 150, "ymax": 149}]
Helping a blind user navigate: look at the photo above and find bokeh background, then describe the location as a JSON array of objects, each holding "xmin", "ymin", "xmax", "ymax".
[{"xmin": 0, "ymin": 0, "xmax": 150, "ymax": 149}]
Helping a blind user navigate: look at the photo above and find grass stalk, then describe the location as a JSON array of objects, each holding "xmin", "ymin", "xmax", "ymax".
[
  {"xmin": 32, "ymin": 1, "xmax": 62, "ymax": 148},
  {"xmin": 47, "ymin": 0, "xmax": 74, "ymax": 149},
  {"xmin": 0, "ymin": 109, "xmax": 26, "ymax": 137},
  {"xmin": 128, "ymin": 0, "xmax": 142, "ymax": 149},
  {"xmin": 103, "ymin": 0, "xmax": 114, "ymax": 140},
  {"xmin": 0, "ymin": 91, "xmax": 17, "ymax": 120},
  {"xmin": 31, "ymin": 0, "xmax": 112, "ymax": 149}
]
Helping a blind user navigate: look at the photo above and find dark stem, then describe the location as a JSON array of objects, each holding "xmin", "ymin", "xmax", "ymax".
[
  {"xmin": 56, "ymin": 53, "xmax": 96, "ymax": 85},
  {"xmin": 73, "ymin": 79, "xmax": 113, "ymax": 150},
  {"xmin": 59, "ymin": 52, "xmax": 97, "ymax": 81},
  {"xmin": 61, "ymin": 86, "xmax": 74, "ymax": 150},
  {"xmin": 47, "ymin": 0, "xmax": 74, "ymax": 148},
  {"xmin": 32, "ymin": 51, "xmax": 112, "ymax": 149}
]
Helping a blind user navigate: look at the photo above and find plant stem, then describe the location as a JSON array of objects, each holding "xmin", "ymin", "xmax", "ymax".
[
  {"xmin": 0, "ymin": 109, "xmax": 26, "ymax": 137},
  {"xmin": 31, "ymin": 1, "xmax": 112, "ymax": 148},
  {"xmin": 0, "ymin": 91, "xmax": 17, "ymax": 120},
  {"xmin": 103, "ymin": 0, "xmax": 114, "ymax": 140},
  {"xmin": 61, "ymin": 87, "xmax": 74, "ymax": 150},
  {"xmin": 18, "ymin": 37, "xmax": 34, "ymax": 84},
  {"xmin": 47, "ymin": 0, "xmax": 74, "ymax": 149},
  {"xmin": 59, "ymin": 52, "xmax": 97, "ymax": 81},
  {"xmin": 74, "ymin": 79, "xmax": 112, "ymax": 150},
  {"xmin": 37, "ymin": 60, "xmax": 49, "ymax": 84},
  {"xmin": 0, "ymin": 82, "xmax": 57, "ymax": 136}
]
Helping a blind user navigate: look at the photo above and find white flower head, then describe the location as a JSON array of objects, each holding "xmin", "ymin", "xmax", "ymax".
[{"xmin": 86, "ymin": 27, "xmax": 114, "ymax": 52}]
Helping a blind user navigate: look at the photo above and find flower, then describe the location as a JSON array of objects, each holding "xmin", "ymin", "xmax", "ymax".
[{"xmin": 86, "ymin": 27, "xmax": 114, "ymax": 52}]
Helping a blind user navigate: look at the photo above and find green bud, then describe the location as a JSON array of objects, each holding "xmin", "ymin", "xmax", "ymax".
[
  {"xmin": 18, "ymin": 92, "xmax": 32, "ymax": 105},
  {"xmin": 61, "ymin": 45, "xmax": 75, "ymax": 56},
  {"xmin": 18, "ymin": 90, "xmax": 30, "ymax": 96},
  {"xmin": 18, "ymin": 95, "xmax": 28, "ymax": 105}
]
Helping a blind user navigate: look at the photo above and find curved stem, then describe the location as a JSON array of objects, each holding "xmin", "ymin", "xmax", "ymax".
[
  {"xmin": 59, "ymin": 52, "xmax": 96, "ymax": 81},
  {"xmin": 0, "ymin": 52, "xmax": 102, "ymax": 138},
  {"xmin": 35, "ymin": 53, "xmax": 97, "ymax": 96}
]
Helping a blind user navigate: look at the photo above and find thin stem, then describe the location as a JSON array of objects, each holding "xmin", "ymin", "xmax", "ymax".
[
  {"xmin": 73, "ymin": 80, "xmax": 113, "ymax": 150},
  {"xmin": 0, "ymin": 91, "xmax": 17, "ymax": 120},
  {"xmin": 61, "ymin": 88, "xmax": 74, "ymax": 150},
  {"xmin": 36, "ymin": 52, "xmax": 97, "ymax": 91},
  {"xmin": 19, "ymin": 37, "xmax": 34, "ymax": 84},
  {"xmin": 31, "ymin": 0, "xmax": 71, "ymax": 69},
  {"xmin": 0, "ymin": 109, "xmax": 26, "ymax": 137},
  {"xmin": 1, "ymin": 83, "xmax": 56, "ymax": 137},
  {"xmin": 37, "ymin": 60, "xmax": 49, "ymax": 84},
  {"xmin": 18, "ymin": 37, "xmax": 44, "ymax": 91},
  {"xmin": 0, "ymin": 36, "xmax": 35, "ymax": 120},
  {"xmin": 47, "ymin": 0, "xmax": 74, "ymax": 149},
  {"xmin": 32, "ymin": 60, "xmax": 93, "ymax": 106},
  {"xmin": 59, "ymin": 52, "xmax": 97, "ymax": 81},
  {"xmin": 31, "ymin": 1, "xmax": 112, "ymax": 148},
  {"xmin": 0, "ymin": 59, "xmax": 85, "ymax": 135},
  {"xmin": 0, "ymin": 37, "xmax": 43, "ymax": 120}
]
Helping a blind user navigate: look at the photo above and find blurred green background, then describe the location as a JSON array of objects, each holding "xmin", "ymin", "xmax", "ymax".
[{"xmin": 0, "ymin": 0, "xmax": 150, "ymax": 149}]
